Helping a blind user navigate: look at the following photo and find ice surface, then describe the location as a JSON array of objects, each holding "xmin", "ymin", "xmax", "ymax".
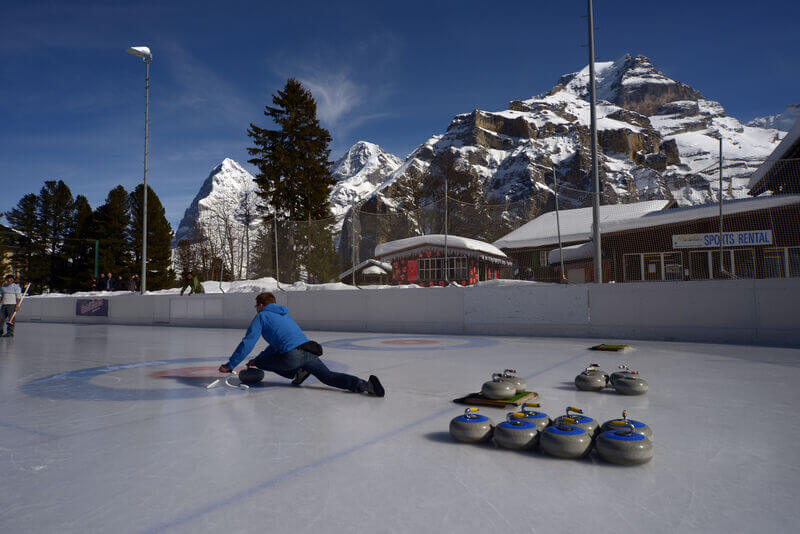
[{"xmin": 2, "ymin": 323, "xmax": 800, "ymax": 533}]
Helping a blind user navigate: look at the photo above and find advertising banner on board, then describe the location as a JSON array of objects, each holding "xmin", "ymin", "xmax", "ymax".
[
  {"xmin": 672, "ymin": 230, "xmax": 773, "ymax": 249},
  {"xmin": 76, "ymin": 299, "xmax": 109, "ymax": 317}
]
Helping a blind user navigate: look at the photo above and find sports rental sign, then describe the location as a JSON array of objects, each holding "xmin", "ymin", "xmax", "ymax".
[{"xmin": 672, "ymin": 230, "xmax": 773, "ymax": 249}]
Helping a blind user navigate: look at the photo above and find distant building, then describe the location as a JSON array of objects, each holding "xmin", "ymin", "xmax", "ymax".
[
  {"xmin": 601, "ymin": 195, "xmax": 800, "ymax": 281},
  {"xmin": 493, "ymin": 200, "xmax": 674, "ymax": 282},
  {"xmin": 337, "ymin": 259, "xmax": 392, "ymax": 286},
  {"xmin": 374, "ymin": 234, "xmax": 511, "ymax": 286},
  {"xmin": 748, "ymin": 118, "xmax": 800, "ymax": 196}
]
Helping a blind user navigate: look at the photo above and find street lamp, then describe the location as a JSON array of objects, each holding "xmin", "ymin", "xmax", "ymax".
[{"xmin": 125, "ymin": 46, "xmax": 152, "ymax": 294}]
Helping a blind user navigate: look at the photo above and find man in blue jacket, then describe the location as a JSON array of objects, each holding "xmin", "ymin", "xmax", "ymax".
[{"xmin": 217, "ymin": 292, "xmax": 384, "ymax": 396}]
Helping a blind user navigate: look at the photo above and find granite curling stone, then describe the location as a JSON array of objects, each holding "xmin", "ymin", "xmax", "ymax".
[
  {"xmin": 499, "ymin": 368, "xmax": 527, "ymax": 392},
  {"xmin": 553, "ymin": 406, "xmax": 598, "ymax": 437},
  {"xmin": 613, "ymin": 371, "xmax": 648, "ymax": 396},
  {"xmin": 574, "ymin": 364, "xmax": 608, "ymax": 391},
  {"xmin": 493, "ymin": 412, "xmax": 539, "ymax": 450},
  {"xmin": 514, "ymin": 402, "xmax": 550, "ymax": 432},
  {"xmin": 600, "ymin": 410, "xmax": 653, "ymax": 440},
  {"xmin": 238, "ymin": 367, "xmax": 265, "ymax": 384},
  {"xmin": 608, "ymin": 364, "xmax": 631, "ymax": 386},
  {"xmin": 539, "ymin": 419, "xmax": 593, "ymax": 459},
  {"xmin": 481, "ymin": 373, "xmax": 517, "ymax": 400},
  {"xmin": 596, "ymin": 421, "xmax": 654, "ymax": 465},
  {"xmin": 449, "ymin": 407, "xmax": 494, "ymax": 443}
]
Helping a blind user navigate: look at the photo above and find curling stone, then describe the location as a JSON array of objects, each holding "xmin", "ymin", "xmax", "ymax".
[
  {"xmin": 574, "ymin": 364, "xmax": 608, "ymax": 391},
  {"xmin": 553, "ymin": 406, "xmax": 598, "ymax": 437},
  {"xmin": 238, "ymin": 367, "xmax": 265, "ymax": 385},
  {"xmin": 596, "ymin": 422, "xmax": 654, "ymax": 465},
  {"xmin": 614, "ymin": 371, "xmax": 648, "ymax": 396},
  {"xmin": 499, "ymin": 369, "xmax": 527, "ymax": 392},
  {"xmin": 600, "ymin": 410, "xmax": 653, "ymax": 440},
  {"xmin": 449, "ymin": 407, "xmax": 494, "ymax": 443},
  {"xmin": 609, "ymin": 365, "xmax": 630, "ymax": 386},
  {"xmin": 513, "ymin": 402, "xmax": 550, "ymax": 432},
  {"xmin": 539, "ymin": 420, "xmax": 593, "ymax": 459},
  {"xmin": 481, "ymin": 373, "xmax": 517, "ymax": 400},
  {"xmin": 493, "ymin": 412, "xmax": 539, "ymax": 450}
]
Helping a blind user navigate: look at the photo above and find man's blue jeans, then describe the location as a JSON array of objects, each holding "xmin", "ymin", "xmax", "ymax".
[{"xmin": 252, "ymin": 347, "xmax": 366, "ymax": 393}]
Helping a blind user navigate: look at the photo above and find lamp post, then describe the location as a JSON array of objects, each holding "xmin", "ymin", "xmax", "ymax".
[{"xmin": 125, "ymin": 46, "xmax": 152, "ymax": 294}]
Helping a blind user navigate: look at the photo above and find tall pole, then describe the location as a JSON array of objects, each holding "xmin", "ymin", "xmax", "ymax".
[
  {"xmin": 444, "ymin": 175, "xmax": 449, "ymax": 283},
  {"xmin": 587, "ymin": 0, "xmax": 602, "ymax": 283},
  {"xmin": 719, "ymin": 136, "xmax": 725, "ymax": 276},
  {"xmin": 554, "ymin": 168, "xmax": 566, "ymax": 281},
  {"xmin": 94, "ymin": 240, "xmax": 99, "ymax": 279},
  {"xmin": 274, "ymin": 212, "xmax": 280, "ymax": 288},
  {"xmin": 141, "ymin": 56, "xmax": 151, "ymax": 294}
]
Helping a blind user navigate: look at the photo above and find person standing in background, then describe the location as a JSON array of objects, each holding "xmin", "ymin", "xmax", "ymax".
[
  {"xmin": 106, "ymin": 272, "xmax": 115, "ymax": 291},
  {"xmin": 98, "ymin": 273, "xmax": 106, "ymax": 292},
  {"xmin": 1, "ymin": 274, "xmax": 22, "ymax": 337}
]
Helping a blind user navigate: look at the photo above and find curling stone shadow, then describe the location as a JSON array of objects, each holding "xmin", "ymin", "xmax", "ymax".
[{"xmin": 422, "ymin": 432, "xmax": 494, "ymax": 448}]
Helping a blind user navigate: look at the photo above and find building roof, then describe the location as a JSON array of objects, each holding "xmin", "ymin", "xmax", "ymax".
[
  {"xmin": 337, "ymin": 259, "xmax": 392, "ymax": 281},
  {"xmin": 375, "ymin": 234, "xmax": 508, "ymax": 262},
  {"xmin": 361, "ymin": 265, "xmax": 388, "ymax": 276},
  {"xmin": 548, "ymin": 242, "xmax": 599, "ymax": 265},
  {"xmin": 601, "ymin": 194, "xmax": 800, "ymax": 235},
  {"xmin": 493, "ymin": 200, "xmax": 673, "ymax": 250},
  {"xmin": 748, "ymin": 118, "xmax": 800, "ymax": 196}
]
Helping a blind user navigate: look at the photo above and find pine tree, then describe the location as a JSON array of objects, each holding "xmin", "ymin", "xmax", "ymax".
[
  {"xmin": 6, "ymin": 193, "xmax": 44, "ymax": 289},
  {"xmin": 63, "ymin": 195, "xmax": 96, "ymax": 291},
  {"xmin": 128, "ymin": 184, "xmax": 175, "ymax": 290},
  {"xmin": 247, "ymin": 78, "xmax": 338, "ymax": 282},
  {"xmin": 37, "ymin": 180, "xmax": 76, "ymax": 290},
  {"xmin": 94, "ymin": 185, "xmax": 132, "ymax": 275}
]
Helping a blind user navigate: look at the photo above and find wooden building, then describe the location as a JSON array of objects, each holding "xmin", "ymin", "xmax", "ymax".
[
  {"xmin": 601, "ymin": 195, "xmax": 800, "ymax": 281},
  {"xmin": 374, "ymin": 234, "xmax": 511, "ymax": 286},
  {"xmin": 493, "ymin": 200, "xmax": 673, "ymax": 282},
  {"xmin": 337, "ymin": 259, "xmax": 392, "ymax": 286}
]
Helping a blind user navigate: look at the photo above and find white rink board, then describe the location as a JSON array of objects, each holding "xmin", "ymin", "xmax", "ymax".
[
  {"xmin": 1, "ymin": 323, "xmax": 799, "ymax": 533},
  {"xmin": 14, "ymin": 278, "xmax": 800, "ymax": 346}
]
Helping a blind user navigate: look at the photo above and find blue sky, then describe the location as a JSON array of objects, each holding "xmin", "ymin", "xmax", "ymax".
[{"xmin": 1, "ymin": 0, "xmax": 798, "ymax": 229}]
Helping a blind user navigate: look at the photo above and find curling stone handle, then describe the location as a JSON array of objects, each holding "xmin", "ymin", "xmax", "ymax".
[
  {"xmin": 523, "ymin": 402, "xmax": 540, "ymax": 409},
  {"xmin": 504, "ymin": 368, "xmax": 517, "ymax": 375},
  {"xmin": 566, "ymin": 406, "xmax": 583, "ymax": 416},
  {"xmin": 491, "ymin": 373, "xmax": 503, "ymax": 381}
]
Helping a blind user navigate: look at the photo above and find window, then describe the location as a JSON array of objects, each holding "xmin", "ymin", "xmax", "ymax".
[
  {"xmin": 539, "ymin": 250, "xmax": 549, "ymax": 267},
  {"xmin": 623, "ymin": 254, "xmax": 642, "ymax": 281},
  {"xmin": 765, "ymin": 247, "xmax": 800, "ymax": 278},
  {"xmin": 418, "ymin": 256, "xmax": 468, "ymax": 281},
  {"xmin": 623, "ymin": 252, "xmax": 682, "ymax": 282},
  {"xmin": 689, "ymin": 249, "xmax": 754, "ymax": 279}
]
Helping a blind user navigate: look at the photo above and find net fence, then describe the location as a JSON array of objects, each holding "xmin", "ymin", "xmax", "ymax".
[{"xmin": 172, "ymin": 158, "xmax": 800, "ymax": 287}]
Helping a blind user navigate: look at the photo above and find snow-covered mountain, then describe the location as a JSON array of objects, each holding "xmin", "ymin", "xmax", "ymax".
[
  {"xmin": 341, "ymin": 54, "xmax": 787, "ymax": 260},
  {"xmin": 173, "ymin": 158, "xmax": 260, "ymax": 247},
  {"xmin": 747, "ymin": 104, "xmax": 800, "ymax": 132},
  {"xmin": 329, "ymin": 141, "xmax": 403, "ymax": 219},
  {"xmin": 173, "ymin": 143, "xmax": 402, "ymax": 248}
]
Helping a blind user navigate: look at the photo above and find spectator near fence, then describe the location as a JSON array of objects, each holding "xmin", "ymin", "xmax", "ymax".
[
  {"xmin": 98, "ymin": 273, "xmax": 106, "ymax": 291},
  {"xmin": 128, "ymin": 274, "xmax": 140, "ymax": 292},
  {"xmin": 106, "ymin": 272, "xmax": 115, "ymax": 291},
  {"xmin": 180, "ymin": 271, "xmax": 204, "ymax": 296}
]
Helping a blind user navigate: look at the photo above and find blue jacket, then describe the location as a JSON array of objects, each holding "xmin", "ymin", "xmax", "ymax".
[{"xmin": 226, "ymin": 304, "xmax": 310, "ymax": 369}]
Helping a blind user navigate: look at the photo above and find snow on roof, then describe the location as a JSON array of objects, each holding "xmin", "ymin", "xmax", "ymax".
[
  {"xmin": 602, "ymin": 194, "xmax": 800, "ymax": 234},
  {"xmin": 747, "ymin": 118, "xmax": 800, "ymax": 194},
  {"xmin": 548, "ymin": 242, "xmax": 598, "ymax": 265},
  {"xmin": 361, "ymin": 265, "xmax": 388, "ymax": 276},
  {"xmin": 493, "ymin": 200, "xmax": 672, "ymax": 250},
  {"xmin": 338, "ymin": 259, "xmax": 392, "ymax": 280},
  {"xmin": 375, "ymin": 234, "xmax": 508, "ymax": 261}
]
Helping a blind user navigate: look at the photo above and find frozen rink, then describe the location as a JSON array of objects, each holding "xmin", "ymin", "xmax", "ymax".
[{"xmin": 1, "ymin": 323, "xmax": 800, "ymax": 533}]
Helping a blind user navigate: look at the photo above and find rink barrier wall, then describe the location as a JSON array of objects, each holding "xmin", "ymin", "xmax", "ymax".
[{"xmin": 15, "ymin": 279, "xmax": 800, "ymax": 346}]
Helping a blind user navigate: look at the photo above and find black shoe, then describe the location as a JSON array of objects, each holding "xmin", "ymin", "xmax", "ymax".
[
  {"xmin": 291, "ymin": 368, "xmax": 310, "ymax": 386},
  {"xmin": 366, "ymin": 375, "xmax": 385, "ymax": 397}
]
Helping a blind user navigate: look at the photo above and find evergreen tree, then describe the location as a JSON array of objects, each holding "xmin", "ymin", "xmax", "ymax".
[
  {"xmin": 128, "ymin": 184, "xmax": 175, "ymax": 290},
  {"xmin": 37, "ymin": 180, "xmax": 76, "ymax": 290},
  {"xmin": 247, "ymin": 78, "xmax": 338, "ymax": 281},
  {"xmin": 6, "ymin": 193, "xmax": 44, "ymax": 289},
  {"xmin": 63, "ymin": 195, "xmax": 96, "ymax": 291},
  {"xmin": 94, "ymin": 185, "xmax": 132, "ymax": 275}
]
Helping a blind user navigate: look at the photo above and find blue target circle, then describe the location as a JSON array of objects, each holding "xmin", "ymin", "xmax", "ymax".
[
  {"xmin": 323, "ymin": 335, "xmax": 499, "ymax": 352},
  {"xmin": 22, "ymin": 357, "xmax": 349, "ymax": 402}
]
